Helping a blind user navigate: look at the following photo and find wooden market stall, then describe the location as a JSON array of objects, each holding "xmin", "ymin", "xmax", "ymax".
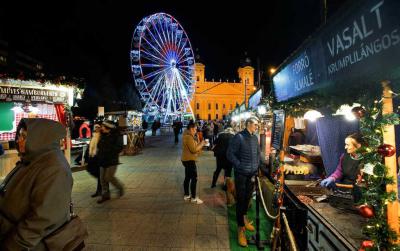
[
  {"xmin": 104, "ymin": 110, "xmax": 145, "ymax": 155},
  {"xmin": 266, "ymin": 0, "xmax": 400, "ymax": 250},
  {"xmin": 0, "ymin": 79, "xmax": 80, "ymax": 179}
]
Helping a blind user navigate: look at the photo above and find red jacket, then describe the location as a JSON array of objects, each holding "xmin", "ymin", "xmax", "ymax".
[{"xmin": 79, "ymin": 123, "xmax": 91, "ymax": 138}]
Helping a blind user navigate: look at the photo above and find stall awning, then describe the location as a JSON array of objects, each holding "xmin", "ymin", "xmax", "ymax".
[{"xmin": 272, "ymin": 0, "xmax": 400, "ymax": 103}]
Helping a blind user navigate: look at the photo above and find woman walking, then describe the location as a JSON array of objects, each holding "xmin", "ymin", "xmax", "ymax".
[{"xmin": 86, "ymin": 123, "xmax": 104, "ymax": 197}]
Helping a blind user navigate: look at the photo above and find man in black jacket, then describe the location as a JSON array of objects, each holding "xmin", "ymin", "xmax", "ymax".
[
  {"xmin": 97, "ymin": 121, "xmax": 124, "ymax": 203},
  {"xmin": 211, "ymin": 127, "xmax": 235, "ymax": 188},
  {"xmin": 227, "ymin": 117, "xmax": 260, "ymax": 247}
]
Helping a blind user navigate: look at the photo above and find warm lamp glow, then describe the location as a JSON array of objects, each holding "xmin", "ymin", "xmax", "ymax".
[
  {"xmin": 269, "ymin": 67, "xmax": 276, "ymax": 75},
  {"xmin": 304, "ymin": 110, "xmax": 323, "ymax": 122}
]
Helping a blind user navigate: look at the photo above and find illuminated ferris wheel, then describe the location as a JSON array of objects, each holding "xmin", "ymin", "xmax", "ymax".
[{"xmin": 130, "ymin": 12, "xmax": 195, "ymax": 122}]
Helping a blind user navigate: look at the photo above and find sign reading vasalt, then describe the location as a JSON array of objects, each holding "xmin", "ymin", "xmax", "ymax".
[
  {"xmin": 0, "ymin": 86, "xmax": 68, "ymax": 104},
  {"xmin": 273, "ymin": 0, "xmax": 400, "ymax": 102},
  {"xmin": 322, "ymin": 0, "xmax": 400, "ymax": 80}
]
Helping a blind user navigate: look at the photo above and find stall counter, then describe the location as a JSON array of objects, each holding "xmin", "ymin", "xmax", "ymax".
[
  {"xmin": 283, "ymin": 181, "xmax": 367, "ymax": 250},
  {"xmin": 0, "ymin": 149, "xmax": 19, "ymax": 179},
  {"xmin": 306, "ymin": 202, "xmax": 366, "ymax": 250}
]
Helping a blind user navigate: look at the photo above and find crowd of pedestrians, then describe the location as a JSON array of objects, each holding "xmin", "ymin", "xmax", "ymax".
[
  {"xmin": 179, "ymin": 117, "xmax": 261, "ymax": 247},
  {"xmin": 0, "ymin": 115, "xmax": 261, "ymax": 249}
]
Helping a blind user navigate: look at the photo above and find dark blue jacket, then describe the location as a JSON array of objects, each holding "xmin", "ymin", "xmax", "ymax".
[{"xmin": 226, "ymin": 129, "xmax": 260, "ymax": 176}]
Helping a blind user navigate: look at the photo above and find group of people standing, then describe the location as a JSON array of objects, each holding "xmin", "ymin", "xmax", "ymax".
[
  {"xmin": 180, "ymin": 117, "xmax": 261, "ymax": 247},
  {"xmin": 201, "ymin": 120, "xmax": 226, "ymax": 150}
]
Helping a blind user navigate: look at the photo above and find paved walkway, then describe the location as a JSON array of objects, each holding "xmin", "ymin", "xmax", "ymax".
[{"xmin": 72, "ymin": 132, "xmax": 230, "ymax": 251}]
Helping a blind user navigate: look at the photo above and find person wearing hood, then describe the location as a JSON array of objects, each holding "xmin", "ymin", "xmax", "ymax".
[
  {"xmin": 0, "ymin": 118, "xmax": 74, "ymax": 250},
  {"xmin": 181, "ymin": 123, "xmax": 206, "ymax": 204}
]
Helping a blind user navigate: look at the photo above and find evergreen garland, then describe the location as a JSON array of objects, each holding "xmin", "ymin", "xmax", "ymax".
[{"xmin": 358, "ymin": 100, "xmax": 400, "ymax": 250}]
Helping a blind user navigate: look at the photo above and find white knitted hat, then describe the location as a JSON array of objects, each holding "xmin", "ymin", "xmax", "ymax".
[{"xmin": 102, "ymin": 121, "xmax": 116, "ymax": 129}]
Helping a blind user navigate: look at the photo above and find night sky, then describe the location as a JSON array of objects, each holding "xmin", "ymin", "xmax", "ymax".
[{"xmin": 2, "ymin": 0, "xmax": 346, "ymax": 116}]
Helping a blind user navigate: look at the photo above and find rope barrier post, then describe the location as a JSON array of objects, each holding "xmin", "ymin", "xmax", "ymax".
[{"xmin": 248, "ymin": 175, "xmax": 271, "ymax": 249}]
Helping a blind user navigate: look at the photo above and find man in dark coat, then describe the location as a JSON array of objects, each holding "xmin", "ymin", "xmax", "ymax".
[
  {"xmin": 211, "ymin": 127, "xmax": 235, "ymax": 188},
  {"xmin": 0, "ymin": 118, "xmax": 74, "ymax": 250},
  {"xmin": 172, "ymin": 120, "xmax": 183, "ymax": 144},
  {"xmin": 227, "ymin": 117, "xmax": 261, "ymax": 247},
  {"xmin": 97, "ymin": 121, "xmax": 124, "ymax": 203}
]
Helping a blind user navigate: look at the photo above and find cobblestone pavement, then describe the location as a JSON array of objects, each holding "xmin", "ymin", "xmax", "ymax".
[{"xmin": 72, "ymin": 132, "xmax": 230, "ymax": 251}]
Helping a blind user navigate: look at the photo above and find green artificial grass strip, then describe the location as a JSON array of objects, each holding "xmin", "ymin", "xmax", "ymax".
[{"xmin": 228, "ymin": 198, "xmax": 273, "ymax": 250}]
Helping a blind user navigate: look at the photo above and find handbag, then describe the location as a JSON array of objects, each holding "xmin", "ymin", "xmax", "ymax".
[{"xmin": 43, "ymin": 203, "xmax": 88, "ymax": 251}]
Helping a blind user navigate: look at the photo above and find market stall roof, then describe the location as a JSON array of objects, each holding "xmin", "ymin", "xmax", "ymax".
[
  {"xmin": 104, "ymin": 110, "xmax": 143, "ymax": 115},
  {"xmin": 272, "ymin": 0, "xmax": 400, "ymax": 103},
  {"xmin": 248, "ymin": 89, "xmax": 262, "ymax": 110},
  {"xmin": 0, "ymin": 78, "xmax": 81, "ymax": 106}
]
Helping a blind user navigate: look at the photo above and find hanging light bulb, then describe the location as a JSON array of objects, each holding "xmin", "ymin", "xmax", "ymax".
[
  {"xmin": 11, "ymin": 104, "xmax": 23, "ymax": 113},
  {"xmin": 304, "ymin": 110, "xmax": 323, "ymax": 122},
  {"xmin": 257, "ymin": 105, "xmax": 266, "ymax": 115},
  {"xmin": 28, "ymin": 105, "xmax": 39, "ymax": 113}
]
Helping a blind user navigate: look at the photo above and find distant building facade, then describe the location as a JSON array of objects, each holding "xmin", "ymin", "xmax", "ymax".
[{"xmin": 190, "ymin": 62, "xmax": 256, "ymax": 120}]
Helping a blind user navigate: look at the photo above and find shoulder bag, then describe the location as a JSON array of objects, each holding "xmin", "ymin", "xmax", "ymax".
[{"xmin": 43, "ymin": 202, "xmax": 88, "ymax": 251}]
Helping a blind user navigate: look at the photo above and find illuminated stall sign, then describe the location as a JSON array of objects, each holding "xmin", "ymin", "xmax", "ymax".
[
  {"xmin": 271, "ymin": 110, "xmax": 285, "ymax": 150},
  {"xmin": 273, "ymin": 0, "xmax": 400, "ymax": 102},
  {"xmin": 0, "ymin": 86, "xmax": 69, "ymax": 104},
  {"xmin": 248, "ymin": 89, "xmax": 262, "ymax": 110}
]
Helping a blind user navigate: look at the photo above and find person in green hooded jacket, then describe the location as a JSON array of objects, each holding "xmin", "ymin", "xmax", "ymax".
[{"xmin": 0, "ymin": 118, "xmax": 75, "ymax": 250}]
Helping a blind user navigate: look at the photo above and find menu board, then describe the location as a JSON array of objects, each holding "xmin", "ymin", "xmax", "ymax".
[{"xmin": 271, "ymin": 110, "xmax": 285, "ymax": 150}]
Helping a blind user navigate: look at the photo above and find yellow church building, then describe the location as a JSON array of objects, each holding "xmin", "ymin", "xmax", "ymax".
[{"xmin": 190, "ymin": 62, "xmax": 256, "ymax": 120}]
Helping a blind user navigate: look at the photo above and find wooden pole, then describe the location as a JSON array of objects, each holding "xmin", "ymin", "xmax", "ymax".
[
  {"xmin": 381, "ymin": 81, "xmax": 400, "ymax": 240},
  {"xmin": 65, "ymin": 129, "xmax": 71, "ymax": 165}
]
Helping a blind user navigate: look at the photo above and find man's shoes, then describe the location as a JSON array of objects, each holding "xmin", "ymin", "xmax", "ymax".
[
  {"xmin": 211, "ymin": 183, "xmax": 216, "ymax": 188},
  {"xmin": 244, "ymin": 220, "xmax": 255, "ymax": 232},
  {"xmin": 238, "ymin": 227, "xmax": 247, "ymax": 247},
  {"xmin": 97, "ymin": 196, "xmax": 111, "ymax": 204},
  {"xmin": 184, "ymin": 195, "xmax": 191, "ymax": 201},
  {"xmin": 190, "ymin": 197, "xmax": 203, "ymax": 204},
  {"xmin": 91, "ymin": 192, "xmax": 101, "ymax": 198}
]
